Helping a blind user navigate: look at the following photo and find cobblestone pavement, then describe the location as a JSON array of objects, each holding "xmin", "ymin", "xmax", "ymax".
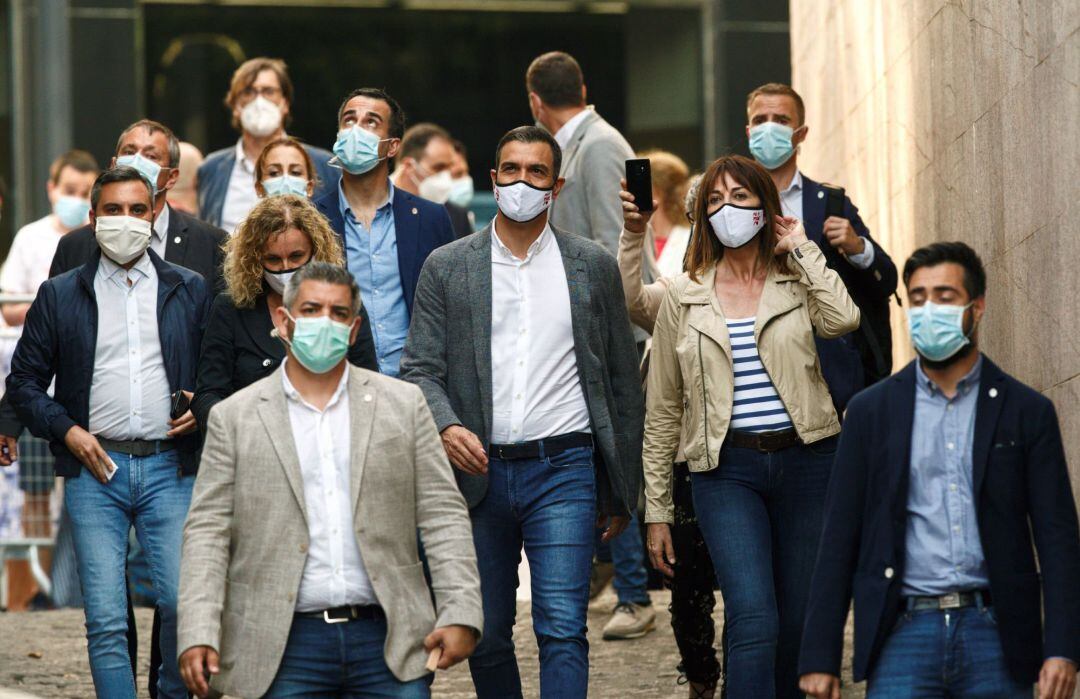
[{"xmin": 0, "ymin": 591, "xmax": 866, "ymax": 698}]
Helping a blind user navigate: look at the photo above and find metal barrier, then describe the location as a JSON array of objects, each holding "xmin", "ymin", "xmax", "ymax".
[{"xmin": 0, "ymin": 290, "xmax": 60, "ymax": 609}]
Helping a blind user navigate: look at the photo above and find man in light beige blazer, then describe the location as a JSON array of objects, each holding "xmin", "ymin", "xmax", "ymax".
[{"xmin": 177, "ymin": 262, "xmax": 482, "ymax": 699}]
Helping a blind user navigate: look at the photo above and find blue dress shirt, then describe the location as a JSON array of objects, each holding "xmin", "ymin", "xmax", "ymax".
[
  {"xmin": 902, "ymin": 355, "xmax": 990, "ymax": 596},
  {"xmin": 339, "ymin": 179, "xmax": 408, "ymax": 376}
]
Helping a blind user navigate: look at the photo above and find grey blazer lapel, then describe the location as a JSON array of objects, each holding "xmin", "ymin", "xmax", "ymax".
[
  {"xmin": 257, "ymin": 370, "xmax": 308, "ymax": 522},
  {"xmin": 555, "ymin": 231, "xmax": 595, "ymax": 377},
  {"xmin": 466, "ymin": 229, "xmax": 494, "ymax": 438},
  {"xmin": 347, "ymin": 370, "xmax": 376, "ymax": 516}
]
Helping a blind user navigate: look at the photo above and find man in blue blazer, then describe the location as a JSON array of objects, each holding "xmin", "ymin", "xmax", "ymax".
[
  {"xmin": 196, "ymin": 57, "xmax": 338, "ymax": 232},
  {"xmin": 747, "ymin": 83, "xmax": 898, "ymax": 413},
  {"xmin": 798, "ymin": 242, "xmax": 1080, "ymax": 699},
  {"xmin": 313, "ymin": 87, "xmax": 454, "ymax": 377}
]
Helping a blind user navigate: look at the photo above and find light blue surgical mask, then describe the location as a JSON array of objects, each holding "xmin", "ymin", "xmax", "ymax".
[
  {"xmin": 261, "ymin": 175, "xmax": 310, "ymax": 198},
  {"xmin": 331, "ymin": 126, "xmax": 388, "ymax": 176},
  {"xmin": 53, "ymin": 195, "xmax": 91, "ymax": 229},
  {"xmin": 282, "ymin": 310, "xmax": 352, "ymax": 374},
  {"xmin": 907, "ymin": 301, "xmax": 973, "ymax": 362},
  {"xmin": 447, "ymin": 175, "xmax": 475, "ymax": 208},
  {"xmin": 116, "ymin": 153, "xmax": 163, "ymax": 196},
  {"xmin": 748, "ymin": 122, "xmax": 800, "ymax": 170}
]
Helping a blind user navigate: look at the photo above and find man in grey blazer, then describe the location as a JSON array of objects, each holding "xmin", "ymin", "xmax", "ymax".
[
  {"xmin": 401, "ymin": 126, "xmax": 644, "ymax": 699},
  {"xmin": 178, "ymin": 263, "xmax": 481, "ymax": 699},
  {"xmin": 526, "ymin": 50, "xmax": 656, "ymax": 640}
]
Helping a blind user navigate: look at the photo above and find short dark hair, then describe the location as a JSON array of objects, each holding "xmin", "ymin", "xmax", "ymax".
[
  {"xmin": 116, "ymin": 119, "xmax": 181, "ymax": 168},
  {"xmin": 494, "ymin": 126, "xmax": 562, "ymax": 179},
  {"xmin": 397, "ymin": 123, "xmax": 451, "ymax": 164},
  {"xmin": 903, "ymin": 241, "xmax": 987, "ymax": 300},
  {"xmin": 283, "ymin": 260, "xmax": 362, "ymax": 315},
  {"xmin": 49, "ymin": 150, "xmax": 100, "ymax": 185},
  {"xmin": 90, "ymin": 166, "xmax": 154, "ymax": 212},
  {"xmin": 526, "ymin": 51, "xmax": 586, "ymax": 109},
  {"xmin": 337, "ymin": 88, "xmax": 406, "ymax": 139},
  {"xmin": 451, "ymin": 138, "xmax": 467, "ymax": 158}
]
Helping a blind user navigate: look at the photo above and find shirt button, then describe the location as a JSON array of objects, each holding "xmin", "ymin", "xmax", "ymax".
[
  {"xmin": 287, "ymin": 592, "xmax": 294, "ymax": 602},
  {"xmin": 884, "ymin": 567, "xmax": 894, "ymax": 579},
  {"xmin": 299, "ymin": 544, "xmax": 308, "ymax": 553},
  {"xmin": 946, "ymin": 442, "xmax": 955, "ymax": 450},
  {"xmin": 953, "ymin": 525, "xmax": 961, "ymax": 533},
  {"xmin": 949, "ymin": 483, "xmax": 958, "ymax": 492}
]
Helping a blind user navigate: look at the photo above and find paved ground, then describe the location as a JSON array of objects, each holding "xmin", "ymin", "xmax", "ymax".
[{"xmin": 0, "ymin": 590, "xmax": 866, "ymax": 698}]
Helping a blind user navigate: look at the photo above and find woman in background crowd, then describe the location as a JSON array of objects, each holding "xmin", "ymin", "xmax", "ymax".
[{"xmin": 254, "ymin": 137, "xmax": 318, "ymax": 199}]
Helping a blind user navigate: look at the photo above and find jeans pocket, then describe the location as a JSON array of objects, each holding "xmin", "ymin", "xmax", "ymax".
[
  {"xmin": 805, "ymin": 435, "xmax": 839, "ymax": 457},
  {"xmin": 980, "ymin": 605, "xmax": 999, "ymax": 626},
  {"xmin": 546, "ymin": 445, "xmax": 594, "ymax": 469},
  {"xmin": 890, "ymin": 610, "xmax": 912, "ymax": 633}
]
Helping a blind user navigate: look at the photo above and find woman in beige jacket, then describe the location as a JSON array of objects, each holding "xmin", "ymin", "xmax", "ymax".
[{"xmin": 638, "ymin": 155, "xmax": 859, "ymax": 699}]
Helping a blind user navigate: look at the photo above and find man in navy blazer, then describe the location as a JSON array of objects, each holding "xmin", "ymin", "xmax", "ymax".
[
  {"xmin": 747, "ymin": 83, "xmax": 898, "ymax": 413},
  {"xmin": 196, "ymin": 57, "xmax": 339, "ymax": 232},
  {"xmin": 313, "ymin": 87, "xmax": 454, "ymax": 377},
  {"xmin": 799, "ymin": 242, "xmax": 1080, "ymax": 699}
]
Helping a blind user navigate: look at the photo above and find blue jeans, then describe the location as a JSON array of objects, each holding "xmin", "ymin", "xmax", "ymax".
[
  {"xmin": 263, "ymin": 615, "xmax": 431, "ymax": 698},
  {"xmin": 64, "ymin": 449, "xmax": 192, "ymax": 699},
  {"xmin": 868, "ymin": 605, "xmax": 1031, "ymax": 698},
  {"xmin": 468, "ymin": 445, "xmax": 597, "ymax": 699},
  {"xmin": 691, "ymin": 438, "xmax": 836, "ymax": 699},
  {"xmin": 595, "ymin": 512, "xmax": 651, "ymax": 606}
]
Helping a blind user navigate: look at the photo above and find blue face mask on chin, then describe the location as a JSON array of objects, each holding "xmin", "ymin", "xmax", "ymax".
[
  {"xmin": 907, "ymin": 301, "xmax": 974, "ymax": 362},
  {"xmin": 331, "ymin": 126, "xmax": 388, "ymax": 176},
  {"xmin": 116, "ymin": 153, "xmax": 163, "ymax": 197},
  {"xmin": 748, "ymin": 121, "xmax": 800, "ymax": 170}
]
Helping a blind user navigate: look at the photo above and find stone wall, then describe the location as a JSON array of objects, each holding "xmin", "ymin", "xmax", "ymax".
[{"xmin": 790, "ymin": 0, "xmax": 1080, "ymax": 500}]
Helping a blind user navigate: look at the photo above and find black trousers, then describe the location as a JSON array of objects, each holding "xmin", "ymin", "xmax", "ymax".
[{"xmin": 668, "ymin": 462, "xmax": 723, "ymax": 687}]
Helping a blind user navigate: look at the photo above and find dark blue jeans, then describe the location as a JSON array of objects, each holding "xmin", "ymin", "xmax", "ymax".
[
  {"xmin": 467, "ymin": 445, "xmax": 597, "ymax": 699},
  {"xmin": 263, "ymin": 615, "xmax": 431, "ymax": 697},
  {"xmin": 868, "ymin": 605, "xmax": 1031, "ymax": 698},
  {"xmin": 691, "ymin": 437, "xmax": 836, "ymax": 699},
  {"xmin": 64, "ymin": 450, "xmax": 192, "ymax": 699}
]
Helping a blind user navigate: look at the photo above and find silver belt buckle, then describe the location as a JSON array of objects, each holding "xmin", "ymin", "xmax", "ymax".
[
  {"xmin": 938, "ymin": 592, "xmax": 961, "ymax": 610},
  {"xmin": 323, "ymin": 609, "xmax": 349, "ymax": 624}
]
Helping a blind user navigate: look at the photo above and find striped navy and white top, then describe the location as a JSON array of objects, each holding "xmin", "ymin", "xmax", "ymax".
[{"xmin": 727, "ymin": 318, "xmax": 794, "ymax": 433}]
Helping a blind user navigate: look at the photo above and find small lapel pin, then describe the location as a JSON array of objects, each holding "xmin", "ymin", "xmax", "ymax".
[
  {"xmin": 989, "ymin": 388, "xmax": 998, "ymax": 398},
  {"xmin": 262, "ymin": 359, "xmax": 272, "ymax": 367},
  {"xmin": 411, "ymin": 207, "xmax": 418, "ymax": 215},
  {"xmin": 173, "ymin": 236, "xmax": 181, "ymax": 244},
  {"xmin": 364, "ymin": 394, "xmax": 372, "ymax": 402},
  {"xmin": 817, "ymin": 191, "xmax": 825, "ymax": 199}
]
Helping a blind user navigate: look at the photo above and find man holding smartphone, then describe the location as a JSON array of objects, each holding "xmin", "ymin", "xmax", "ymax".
[
  {"xmin": 746, "ymin": 82, "xmax": 899, "ymax": 410},
  {"xmin": 6, "ymin": 166, "xmax": 208, "ymax": 699}
]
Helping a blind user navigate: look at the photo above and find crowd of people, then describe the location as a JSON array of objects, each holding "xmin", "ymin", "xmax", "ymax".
[{"xmin": 0, "ymin": 48, "xmax": 1077, "ymax": 699}]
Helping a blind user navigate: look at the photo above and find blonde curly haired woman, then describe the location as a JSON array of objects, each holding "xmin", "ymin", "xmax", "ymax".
[{"xmin": 191, "ymin": 195, "xmax": 376, "ymax": 428}]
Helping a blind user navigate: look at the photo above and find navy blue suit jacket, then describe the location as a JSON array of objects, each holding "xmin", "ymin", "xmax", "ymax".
[
  {"xmin": 800, "ymin": 175, "xmax": 898, "ymax": 412},
  {"xmin": 196, "ymin": 142, "xmax": 339, "ymax": 228},
  {"xmin": 798, "ymin": 357, "xmax": 1080, "ymax": 684},
  {"xmin": 312, "ymin": 183, "xmax": 454, "ymax": 317},
  {"xmin": 6, "ymin": 249, "xmax": 210, "ymax": 476}
]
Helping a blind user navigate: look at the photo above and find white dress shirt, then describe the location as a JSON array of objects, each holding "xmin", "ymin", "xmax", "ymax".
[
  {"xmin": 220, "ymin": 140, "xmax": 258, "ymax": 235},
  {"xmin": 780, "ymin": 169, "xmax": 875, "ymax": 269},
  {"xmin": 150, "ymin": 203, "xmax": 170, "ymax": 258},
  {"xmin": 553, "ymin": 107, "xmax": 594, "ymax": 151},
  {"xmin": 282, "ymin": 361, "xmax": 376, "ymax": 611},
  {"xmin": 89, "ymin": 253, "xmax": 171, "ymax": 440},
  {"xmin": 490, "ymin": 223, "xmax": 591, "ymax": 444}
]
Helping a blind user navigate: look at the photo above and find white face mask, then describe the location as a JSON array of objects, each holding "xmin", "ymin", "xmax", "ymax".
[
  {"xmin": 417, "ymin": 169, "xmax": 455, "ymax": 205},
  {"xmin": 708, "ymin": 204, "xmax": 766, "ymax": 249},
  {"xmin": 95, "ymin": 216, "xmax": 153, "ymax": 265},
  {"xmin": 494, "ymin": 180, "xmax": 553, "ymax": 223},
  {"xmin": 240, "ymin": 96, "xmax": 283, "ymax": 138}
]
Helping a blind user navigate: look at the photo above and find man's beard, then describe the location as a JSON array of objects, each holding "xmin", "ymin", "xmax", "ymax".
[{"xmin": 918, "ymin": 340, "xmax": 976, "ymax": 370}]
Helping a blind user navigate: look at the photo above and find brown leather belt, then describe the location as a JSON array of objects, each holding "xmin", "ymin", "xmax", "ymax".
[{"xmin": 726, "ymin": 429, "xmax": 800, "ymax": 453}]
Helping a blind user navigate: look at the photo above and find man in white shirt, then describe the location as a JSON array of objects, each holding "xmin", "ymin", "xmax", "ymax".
[
  {"xmin": 178, "ymin": 262, "xmax": 481, "ymax": 699},
  {"xmin": 401, "ymin": 126, "xmax": 644, "ymax": 699},
  {"xmin": 526, "ymin": 51, "xmax": 656, "ymax": 640},
  {"xmin": 6, "ymin": 166, "xmax": 208, "ymax": 699}
]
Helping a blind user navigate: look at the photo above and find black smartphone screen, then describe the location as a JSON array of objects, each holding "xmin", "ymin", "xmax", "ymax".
[
  {"xmin": 823, "ymin": 184, "xmax": 846, "ymax": 219},
  {"xmin": 170, "ymin": 391, "xmax": 191, "ymax": 420},
  {"xmin": 625, "ymin": 158, "xmax": 654, "ymax": 213}
]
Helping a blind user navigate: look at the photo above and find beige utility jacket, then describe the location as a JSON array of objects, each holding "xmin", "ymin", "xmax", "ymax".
[{"xmin": 643, "ymin": 240, "xmax": 860, "ymax": 523}]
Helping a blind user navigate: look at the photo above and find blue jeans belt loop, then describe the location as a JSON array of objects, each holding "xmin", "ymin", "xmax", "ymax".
[{"xmin": 905, "ymin": 589, "xmax": 991, "ymax": 611}]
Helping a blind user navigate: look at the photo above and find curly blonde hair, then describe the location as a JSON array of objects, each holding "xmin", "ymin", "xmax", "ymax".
[{"xmin": 223, "ymin": 195, "xmax": 344, "ymax": 308}]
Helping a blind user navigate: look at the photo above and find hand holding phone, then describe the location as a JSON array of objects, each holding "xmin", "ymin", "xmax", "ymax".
[{"xmin": 624, "ymin": 159, "xmax": 654, "ymax": 213}]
